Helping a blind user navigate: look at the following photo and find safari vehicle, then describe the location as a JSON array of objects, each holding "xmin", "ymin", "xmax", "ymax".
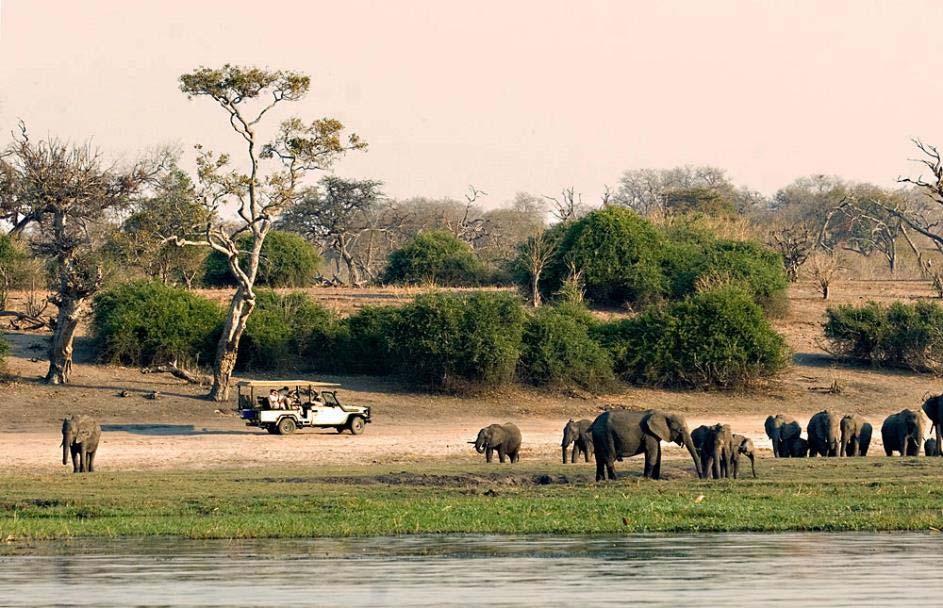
[{"xmin": 237, "ymin": 380, "xmax": 372, "ymax": 435}]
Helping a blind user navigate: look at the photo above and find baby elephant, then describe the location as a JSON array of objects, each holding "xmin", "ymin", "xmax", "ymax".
[
  {"xmin": 471, "ymin": 422, "xmax": 522, "ymax": 463},
  {"xmin": 61, "ymin": 415, "xmax": 101, "ymax": 473},
  {"xmin": 926, "ymin": 438, "xmax": 940, "ymax": 457},
  {"xmin": 561, "ymin": 419, "xmax": 594, "ymax": 464},
  {"xmin": 693, "ymin": 423, "xmax": 733, "ymax": 479},
  {"xmin": 731, "ymin": 434, "xmax": 757, "ymax": 478},
  {"xmin": 785, "ymin": 436, "xmax": 809, "ymax": 457}
]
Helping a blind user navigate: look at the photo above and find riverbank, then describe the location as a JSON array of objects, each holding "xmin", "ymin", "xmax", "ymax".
[{"xmin": 3, "ymin": 458, "xmax": 943, "ymax": 540}]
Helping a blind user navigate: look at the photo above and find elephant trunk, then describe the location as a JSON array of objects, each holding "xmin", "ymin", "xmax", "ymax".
[
  {"xmin": 61, "ymin": 432, "xmax": 70, "ymax": 466},
  {"xmin": 683, "ymin": 432, "xmax": 703, "ymax": 478},
  {"xmin": 770, "ymin": 429, "xmax": 781, "ymax": 458},
  {"xmin": 561, "ymin": 446, "xmax": 568, "ymax": 464}
]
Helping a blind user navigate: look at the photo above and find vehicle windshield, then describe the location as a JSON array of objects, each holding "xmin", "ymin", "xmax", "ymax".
[{"xmin": 322, "ymin": 392, "xmax": 339, "ymax": 406}]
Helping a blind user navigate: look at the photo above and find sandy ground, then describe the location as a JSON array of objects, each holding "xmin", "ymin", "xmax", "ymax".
[{"xmin": 3, "ymin": 279, "xmax": 942, "ymax": 473}]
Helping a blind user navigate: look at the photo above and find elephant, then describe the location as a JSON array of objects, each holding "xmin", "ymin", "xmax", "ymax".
[
  {"xmin": 591, "ymin": 409, "xmax": 702, "ymax": 481},
  {"xmin": 471, "ymin": 423, "xmax": 522, "ymax": 463},
  {"xmin": 807, "ymin": 410, "xmax": 840, "ymax": 457},
  {"xmin": 881, "ymin": 409, "xmax": 926, "ymax": 456},
  {"xmin": 921, "ymin": 394, "xmax": 943, "ymax": 456},
  {"xmin": 700, "ymin": 424, "xmax": 734, "ymax": 480},
  {"xmin": 785, "ymin": 436, "xmax": 809, "ymax": 457},
  {"xmin": 61, "ymin": 415, "xmax": 101, "ymax": 473},
  {"xmin": 839, "ymin": 415, "xmax": 873, "ymax": 457},
  {"xmin": 561, "ymin": 419, "xmax": 593, "ymax": 464},
  {"xmin": 731, "ymin": 434, "xmax": 757, "ymax": 478},
  {"xmin": 925, "ymin": 438, "xmax": 940, "ymax": 457},
  {"xmin": 765, "ymin": 414, "xmax": 802, "ymax": 458}
]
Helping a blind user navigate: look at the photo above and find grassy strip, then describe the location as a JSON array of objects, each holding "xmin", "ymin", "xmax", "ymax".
[{"xmin": 2, "ymin": 458, "xmax": 943, "ymax": 539}]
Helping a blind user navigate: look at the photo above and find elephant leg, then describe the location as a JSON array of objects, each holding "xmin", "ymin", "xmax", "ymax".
[
  {"xmin": 732, "ymin": 455, "xmax": 739, "ymax": 479},
  {"xmin": 653, "ymin": 443, "xmax": 662, "ymax": 479},
  {"xmin": 486, "ymin": 448, "xmax": 493, "ymax": 463},
  {"xmin": 936, "ymin": 424, "xmax": 942, "ymax": 457},
  {"xmin": 595, "ymin": 459, "xmax": 606, "ymax": 482},
  {"xmin": 498, "ymin": 447, "xmax": 507, "ymax": 463},
  {"xmin": 571, "ymin": 444, "xmax": 578, "ymax": 464},
  {"xmin": 86, "ymin": 451, "xmax": 95, "ymax": 472}
]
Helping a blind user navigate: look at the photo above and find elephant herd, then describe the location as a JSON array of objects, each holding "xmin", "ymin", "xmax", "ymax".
[{"xmin": 470, "ymin": 395, "xmax": 943, "ymax": 482}]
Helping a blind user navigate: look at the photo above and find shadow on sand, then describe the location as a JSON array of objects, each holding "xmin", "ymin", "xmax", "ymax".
[{"xmin": 101, "ymin": 424, "xmax": 255, "ymax": 436}]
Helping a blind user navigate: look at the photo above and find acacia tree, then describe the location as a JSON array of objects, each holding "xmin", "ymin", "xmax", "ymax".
[
  {"xmin": 278, "ymin": 176, "xmax": 388, "ymax": 286},
  {"xmin": 170, "ymin": 65, "xmax": 365, "ymax": 401},
  {"xmin": 1, "ymin": 126, "xmax": 157, "ymax": 383}
]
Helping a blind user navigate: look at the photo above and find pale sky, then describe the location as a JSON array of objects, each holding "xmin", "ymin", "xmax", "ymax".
[{"xmin": 1, "ymin": 0, "xmax": 941, "ymax": 207}]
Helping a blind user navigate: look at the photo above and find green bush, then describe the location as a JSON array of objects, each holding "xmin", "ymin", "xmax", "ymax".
[
  {"xmin": 203, "ymin": 230, "xmax": 321, "ymax": 288},
  {"xmin": 531, "ymin": 208, "xmax": 787, "ymax": 313},
  {"xmin": 238, "ymin": 290, "xmax": 336, "ymax": 371},
  {"xmin": 390, "ymin": 292, "xmax": 525, "ymax": 389},
  {"xmin": 663, "ymin": 238, "xmax": 788, "ymax": 315},
  {"xmin": 824, "ymin": 301, "xmax": 943, "ymax": 372},
  {"xmin": 0, "ymin": 333, "xmax": 9, "ymax": 368},
  {"xmin": 383, "ymin": 230, "xmax": 485, "ymax": 286},
  {"xmin": 550, "ymin": 207, "xmax": 666, "ymax": 306},
  {"xmin": 333, "ymin": 306, "xmax": 400, "ymax": 375},
  {"xmin": 92, "ymin": 281, "xmax": 222, "ymax": 367},
  {"xmin": 594, "ymin": 287, "xmax": 788, "ymax": 388},
  {"xmin": 518, "ymin": 303, "xmax": 614, "ymax": 389}
]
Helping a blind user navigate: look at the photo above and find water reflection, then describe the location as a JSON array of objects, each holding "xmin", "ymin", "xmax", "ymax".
[{"xmin": 1, "ymin": 533, "xmax": 941, "ymax": 607}]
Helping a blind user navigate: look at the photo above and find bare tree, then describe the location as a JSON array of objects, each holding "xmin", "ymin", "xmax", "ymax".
[
  {"xmin": 2, "ymin": 126, "xmax": 159, "ymax": 383},
  {"xmin": 805, "ymin": 251, "xmax": 840, "ymax": 300},
  {"xmin": 544, "ymin": 187, "xmax": 588, "ymax": 223},
  {"xmin": 168, "ymin": 65, "xmax": 365, "ymax": 401},
  {"xmin": 766, "ymin": 222, "xmax": 821, "ymax": 282},
  {"xmin": 279, "ymin": 176, "xmax": 390, "ymax": 286},
  {"xmin": 517, "ymin": 229, "xmax": 559, "ymax": 307},
  {"xmin": 824, "ymin": 188, "xmax": 903, "ymax": 273}
]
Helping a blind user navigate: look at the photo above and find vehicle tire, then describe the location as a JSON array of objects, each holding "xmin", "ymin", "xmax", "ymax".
[
  {"xmin": 348, "ymin": 416, "xmax": 366, "ymax": 435},
  {"xmin": 277, "ymin": 417, "xmax": 297, "ymax": 435}
]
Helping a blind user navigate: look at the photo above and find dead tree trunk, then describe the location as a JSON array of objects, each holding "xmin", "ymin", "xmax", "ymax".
[{"xmin": 46, "ymin": 296, "xmax": 82, "ymax": 384}]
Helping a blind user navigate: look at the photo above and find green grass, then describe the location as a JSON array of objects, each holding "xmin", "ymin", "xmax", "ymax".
[{"xmin": 2, "ymin": 458, "xmax": 943, "ymax": 539}]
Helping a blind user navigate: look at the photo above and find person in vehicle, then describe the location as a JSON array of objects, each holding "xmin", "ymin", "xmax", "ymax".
[{"xmin": 267, "ymin": 389, "xmax": 282, "ymax": 409}]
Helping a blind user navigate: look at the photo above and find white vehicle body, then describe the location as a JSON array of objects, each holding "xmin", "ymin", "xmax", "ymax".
[{"xmin": 237, "ymin": 380, "xmax": 372, "ymax": 435}]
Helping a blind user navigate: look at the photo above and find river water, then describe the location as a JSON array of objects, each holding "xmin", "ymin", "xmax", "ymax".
[{"xmin": 1, "ymin": 533, "xmax": 941, "ymax": 607}]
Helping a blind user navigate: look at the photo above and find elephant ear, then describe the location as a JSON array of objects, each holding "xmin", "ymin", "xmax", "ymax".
[
  {"xmin": 75, "ymin": 421, "xmax": 92, "ymax": 443},
  {"xmin": 642, "ymin": 411, "xmax": 671, "ymax": 442}
]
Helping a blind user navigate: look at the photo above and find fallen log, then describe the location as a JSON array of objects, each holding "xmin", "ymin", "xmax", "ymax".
[
  {"xmin": 140, "ymin": 362, "xmax": 208, "ymax": 385},
  {"xmin": 0, "ymin": 310, "xmax": 50, "ymax": 330}
]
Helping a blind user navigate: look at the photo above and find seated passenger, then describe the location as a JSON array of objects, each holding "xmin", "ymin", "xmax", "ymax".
[{"xmin": 267, "ymin": 389, "xmax": 282, "ymax": 410}]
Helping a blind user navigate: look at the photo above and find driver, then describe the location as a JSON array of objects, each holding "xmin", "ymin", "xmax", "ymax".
[{"xmin": 267, "ymin": 389, "xmax": 282, "ymax": 410}]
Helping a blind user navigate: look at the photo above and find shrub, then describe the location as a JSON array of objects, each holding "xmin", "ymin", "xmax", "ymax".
[
  {"xmin": 203, "ymin": 230, "xmax": 321, "ymax": 288},
  {"xmin": 518, "ymin": 304, "xmax": 614, "ymax": 389},
  {"xmin": 662, "ymin": 232, "xmax": 788, "ymax": 315},
  {"xmin": 595, "ymin": 287, "xmax": 788, "ymax": 388},
  {"xmin": 390, "ymin": 292, "xmax": 524, "ymax": 389},
  {"xmin": 333, "ymin": 306, "xmax": 400, "ymax": 375},
  {"xmin": 238, "ymin": 290, "xmax": 336, "ymax": 371},
  {"xmin": 383, "ymin": 230, "xmax": 485, "ymax": 286},
  {"xmin": 0, "ymin": 333, "xmax": 9, "ymax": 368},
  {"xmin": 550, "ymin": 207, "xmax": 666, "ymax": 306},
  {"xmin": 824, "ymin": 301, "xmax": 943, "ymax": 372},
  {"xmin": 92, "ymin": 281, "xmax": 222, "ymax": 367}
]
